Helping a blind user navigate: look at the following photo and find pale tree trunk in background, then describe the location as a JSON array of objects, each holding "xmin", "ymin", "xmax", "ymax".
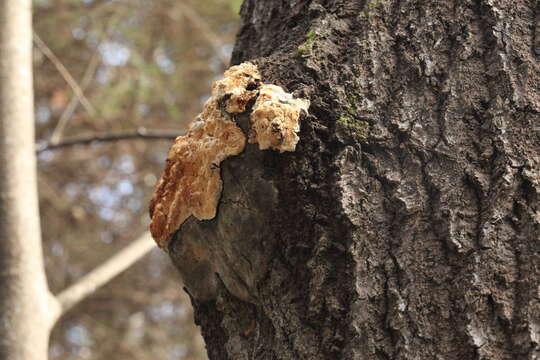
[
  {"xmin": 167, "ymin": 0, "xmax": 540, "ymax": 359},
  {"xmin": 0, "ymin": 3, "xmax": 160, "ymax": 358},
  {"xmin": 0, "ymin": 1, "xmax": 59, "ymax": 359}
]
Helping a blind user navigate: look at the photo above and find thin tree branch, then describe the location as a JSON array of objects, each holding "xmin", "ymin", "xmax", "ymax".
[
  {"xmin": 37, "ymin": 128, "xmax": 181, "ymax": 154},
  {"xmin": 50, "ymin": 9, "xmax": 124, "ymax": 144},
  {"xmin": 33, "ymin": 31, "xmax": 96, "ymax": 117},
  {"xmin": 56, "ymin": 232, "xmax": 156, "ymax": 315},
  {"xmin": 175, "ymin": 3, "xmax": 229, "ymax": 67},
  {"xmin": 50, "ymin": 50, "xmax": 101, "ymax": 144}
]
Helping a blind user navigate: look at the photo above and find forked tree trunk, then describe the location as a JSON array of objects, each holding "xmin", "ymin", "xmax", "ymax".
[
  {"xmin": 167, "ymin": 0, "xmax": 540, "ymax": 359},
  {"xmin": 0, "ymin": 1, "xmax": 58, "ymax": 359}
]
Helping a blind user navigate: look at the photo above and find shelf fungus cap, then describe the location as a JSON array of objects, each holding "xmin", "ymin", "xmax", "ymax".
[
  {"xmin": 212, "ymin": 62, "xmax": 261, "ymax": 114},
  {"xmin": 249, "ymin": 84, "xmax": 310, "ymax": 152},
  {"xmin": 149, "ymin": 106, "xmax": 246, "ymax": 248},
  {"xmin": 148, "ymin": 63, "xmax": 260, "ymax": 249}
]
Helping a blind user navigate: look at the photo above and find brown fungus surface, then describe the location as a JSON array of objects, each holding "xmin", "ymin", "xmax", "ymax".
[
  {"xmin": 249, "ymin": 84, "xmax": 310, "ymax": 152},
  {"xmin": 211, "ymin": 62, "xmax": 261, "ymax": 114},
  {"xmin": 149, "ymin": 63, "xmax": 309, "ymax": 248}
]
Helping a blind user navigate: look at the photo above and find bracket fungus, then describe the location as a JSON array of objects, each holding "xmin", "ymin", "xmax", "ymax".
[
  {"xmin": 149, "ymin": 62, "xmax": 310, "ymax": 249},
  {"xmin": 249, "ymin": 84, "xmax": 310, "ymax": 152}
]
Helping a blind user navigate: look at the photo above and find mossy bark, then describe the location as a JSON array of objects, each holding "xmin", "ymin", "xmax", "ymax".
[{"xmin": 168, "ymin": 0, "xmax": 540, "ymax": 358}]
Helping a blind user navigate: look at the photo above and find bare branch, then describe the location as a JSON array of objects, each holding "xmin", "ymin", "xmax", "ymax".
[
  {"xmin": 175, "ymin": 3, "xmax": 229, "ymax": 67},
  {"xmin": 33, "ymin": 32, "xmax": 96, "ymax": 117},
  {"xmin": 37, "ymin": 128, "xmax": 182, "ymax": 154},
  {"xmin": 56, "ymin": 232, "xmax": 156, "ymax": 315},
  {"xmin": 50, "ymin": 10, "xmax": 124, "ymax": 144},
  {"xmin": 50, "ymin": 51, "xmax": 101, "ymax": 144}
]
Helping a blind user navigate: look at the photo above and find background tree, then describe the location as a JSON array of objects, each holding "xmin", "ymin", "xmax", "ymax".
[
  {"xmin": 35, "ymin": 1, "xmax": 241, "ymax": 358},
  {"xmin": 162, "ymin": 0, "xmax": 540, "ymax": 359},
  {"xmin": 3, "ymin": 0, "xmax": 241, "ymax": 359},
  {"xmin": 0, "ymin": 0, "xmax": 55, "ymax": 358}
]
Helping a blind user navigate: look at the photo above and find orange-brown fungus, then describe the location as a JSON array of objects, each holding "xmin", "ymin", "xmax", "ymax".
[
  {"xmin": 149, "ymin": 63, "xmax": 309, "ymax": 248},
  {"xmin": 249, "ymin": 84, "xmax": 310, "ymax": 152},
  {"xmin": 212, "ymin": 62, "xmax": 261, "ymax": 114}
]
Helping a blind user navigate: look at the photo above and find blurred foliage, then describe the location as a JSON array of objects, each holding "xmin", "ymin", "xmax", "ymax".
[{"xmin": 33, "ymin": 0, "xmax": 240, "ymax": 359}]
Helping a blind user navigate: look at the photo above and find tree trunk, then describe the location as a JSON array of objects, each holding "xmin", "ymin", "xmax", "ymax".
[
  {"xmin": 167, "ymin": 0, "xmax": 540, "ymax": 359},
  {"xmin": 0, "ymin": 1, "xmax": 59, "ymax": 359}
]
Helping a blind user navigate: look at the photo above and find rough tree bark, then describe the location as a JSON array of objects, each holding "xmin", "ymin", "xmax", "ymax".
[{"xmin": 166, "ymin": 0, "xmax": 540, "ymax": 359}]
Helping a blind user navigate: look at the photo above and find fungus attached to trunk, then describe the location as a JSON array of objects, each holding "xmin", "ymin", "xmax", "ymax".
[
  {"xmin": 249, "ymin": 84, "xmax": 310, "ymax": 152},
  {"xmin": 149, "ymin": 63, "xmax": 309, "ymax": 249}
]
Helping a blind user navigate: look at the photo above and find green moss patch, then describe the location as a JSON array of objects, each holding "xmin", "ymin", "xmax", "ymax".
[
  {"xmin": 297, "ymin": 29, "xmax": 317, "ymax": 56},
  {"xmin": 360, "ymin": 0, "xmax": 381, "ymax": 18},
  {"xmin": 337, "ymin": 116, "xmax": 370, "ymax": 137}
]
